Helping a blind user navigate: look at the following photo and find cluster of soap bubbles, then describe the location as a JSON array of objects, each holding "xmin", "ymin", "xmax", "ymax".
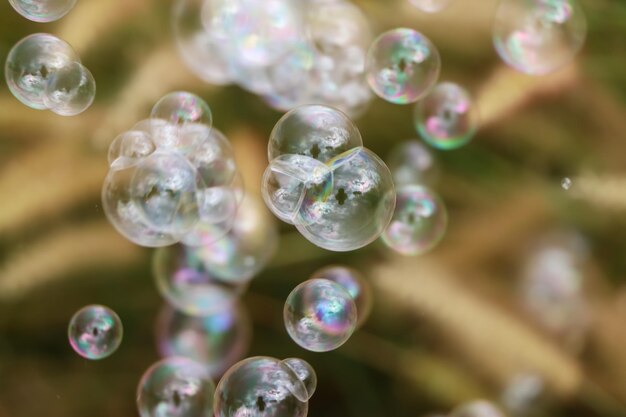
[
  {"xmin": 5, "ymin": 33, "xmax": 95, "ymax": 116},
  {"xmin": 68, "ymin": 304, "xmax": 123, "ymax": 360},
  {"xmin": 284, "ymin": 265, "xmax": 372, "ymax": 352},
  {"xmin": 102, "ymin": 91, "xmax": 243, "ymax": 248},
  {"xmin": 173, "ymin": 0, "xmax": 373, "ymax": 116},
  {"xmin": 262, "ymin": 104, "xmax": 396, "ymax": 252},
  {"xmin": 9, "ymin": 0, "xmax": 76, "ymax": 22}
]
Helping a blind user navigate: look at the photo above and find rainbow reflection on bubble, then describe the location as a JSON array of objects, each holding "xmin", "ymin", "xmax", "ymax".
[{"xmin": 68, "ymin": 305, "xmax": 123, "ymax": 360}]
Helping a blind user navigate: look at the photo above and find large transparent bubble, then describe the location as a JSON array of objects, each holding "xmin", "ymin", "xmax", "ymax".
[
  {"xmin": 68, "ymin": 304, "xmax": 123, "ymax": 360},
  {"xmin": 43, "ymin": 61, "xmax": 96, "ymax": 116},
  {"xmin": 493, "ymin": 0, "xmax": 587, "ymax": 75},
  {"xmin": 8, "ymin": 0, "xmax": 76, "ymax": 22}
]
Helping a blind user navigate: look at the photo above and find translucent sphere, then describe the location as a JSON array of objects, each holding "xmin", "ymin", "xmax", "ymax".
[
  {"xmin": 262, "ymin": 154, "xmax": 333, "ymax": 225},
  {"xmin": 68, "ymin": 305, "xmax": 123, "ymax": 360},
  {"xmin": 449, "ymin": 400, "xmax": 506, "ymax": 417},
  {"xmin": 137, "ymin": 357, "xmax": 215, "ymax": 417},
  {"xmin": 8, "ymin": 0, "xmax": 76, "ymax": 22},
  {"xmin": 151, "ymin": 92, "xmax": 213, "ymax": 131},
  {"xmin": 108, "ymin": 130, "xmax": 157, "ymax": 171},
  {"xmin": 268, "ymin": 104, "xmax": 363, "ymax": 163},
  {"xmin": 382, "ymin": 185, "xmax": 447, "ymax": 255},
  {"xmin": 284, "ymin": 278, "xmax": 357, "ymax": 352},
  {"xmin": 153, "ymin": 243, "xmax": 244, "ymax": 317},
  {"xmin": 366, "ymin": 28, "xmax": 440, "ymax": 104},
  {"xmin": 415, "ymin": 82, "xmax": 478, "ymax": 150},
  {"xmin": 409, "ymin": 0, "xmax": 455, "ymax": 13},
  {"xmin": 493, "ymin": 0, "xmax": 587, "ymax": 75},
  {"xmin": 311, "ymin": 265, "xmax": 372, "ymax": 327},
  {"xmin": 281, "ymin": 358, "xmax": 317, "ymax": 399},
  {"xmin": 5, "ymin": 34, "xmax": 79, "ymax": 109},
  {"xmin": 214, "ymin": 356, "xmax": 313, "ymax": 417},
  {"xmin": 295, "ymin": 147, "xmax": 396, "ymax": 252},
  {"xmin": 386, "ymin": 140, "xmax": 439, "ymax": 187},
  {"xmin": 43, "ymin": 61, "xmax": 96, "ymax": 116},
  {"xmin": 156, "ymin": 303, "xmax": 251, "ymax": 377}
]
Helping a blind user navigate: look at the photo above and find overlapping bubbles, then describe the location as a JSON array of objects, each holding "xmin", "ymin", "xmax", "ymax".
[
  {"xmin": 173, "ymin": 0, "xmax": 373, "ymax": 116},
  {"xmin": 262, "ymin": 104, "xmax": 396, "ymax": 252},
  {"xmin": 5, "ymin": 33, "xmax": 95, "ymax": 115}
]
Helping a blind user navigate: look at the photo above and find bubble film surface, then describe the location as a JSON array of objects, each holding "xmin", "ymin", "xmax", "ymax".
[
  {"xmin": 156, "ymin": 302, "xmax": 251, "ymax": 377},
  {"xmin": 382, "ymin": 185, "xmax": 447, "ymax": 255},
  {"xmin": 366, "ymin": 28, "xmax": 440, "ymax": 104},
  {"xmin": 108, "ymin": 130, "xmax": 157, "ymax": 171},
  {"xmin": 493, "ymin": 0, "xmax": 587, "ymax": 75},
  {"xmin": 8, "ymin": 0, "xmax": 76, "ymax": 22},
  {"xmin": 284, "ymin": 279, "xmax": 357, "ymax": 352},
  {"xmin": 151, "ymin": 91, "xmax": 213, "ymax": 132},
  {"xmin": 415, "ymin": 82, "xmax": 478, "ymax": 150},
  {"xmin": 68, "ymin": 305, "xmax": 123, "ymax": 360},
  {"xmin": 137, "ymin": 357, "xmax": 215, "ymax": 417},
  {"xmin": 214, "ymin": 356, "xmax": 311, "ymax": 417},
  {"xmin": 43, "ymin": 61, "xmax": 96, "ymax": 116},
  {"xmin": 281, "ymin": 358, "xmax": 317, "ymax": 400},
  {"xmin": 386, "ymin": 140, "xmax": 439, "ymax": 187},
  {"xmin": 409, "ymin": 0, "xmax": 455, "ymax": 13}
]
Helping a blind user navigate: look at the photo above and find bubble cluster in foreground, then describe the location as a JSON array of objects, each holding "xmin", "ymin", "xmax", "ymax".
[
  {"xmin": 68, "ymin": 305, "xmax": 123, "ymax": 360},
  {"xmin": 5, "ymin": 33, "xmax": 95, "ymax": 115},
  {"xmin": 8, "ymin": 0, "xmax": 76, "ymax": 22}
]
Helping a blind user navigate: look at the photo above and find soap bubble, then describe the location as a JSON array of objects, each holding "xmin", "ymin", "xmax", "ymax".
[
  {"xmin": 262, "ymin": 154, "xmax": 333, "ymax": 225},
  {"xmin": 43, "ymin": 61, "xmax": 96, "ymax": 116},
  {"xmin": 311, "ymin": 265, "xmax": 372, "ymax": 327},
  {"xmin": 268, "ymin": 105, "xmax": 363, "ymax": 163},
  {"xmin": 5, "ymin": 34, "xmax": 79, "ymax": 109},
  {"xmin": 214, "ymin": 356, "xmax": 313, "ymax": 417},
  {"xmin": 153, "ymin": 243, "xmax": 245, "ymax": 317},
  {"xmin": 295, "ymin": 147, "xmax": 396, "ymax": 252},
  {"xmin": 493, "ymin": 0, "xmax": 587, "ymax": 75},
  {"xmin": 68, "ymin": 305, "xmax": 123, "ymax": 360},
  {"xmin": 8, "ymin": 0, "xmax": 76, "ymax": 22},
  {"xmin": 386, "ymin": 140, "xmax": 439, "ymax": 187},
  {"xmin": 284, "ymin": 278, "xmax": 357, "ymax": 352},
  {"xmin": 415, "ymin": 82, "xmax": 478, "ymax": 150},
  {"xmin": 151, "ymin": 92, "xmax": 213, "ymax": 132},
  {"xmin": 382, "ymin": 185, "xmax": 447, "ymax": 255},
  {"xmin": 409, "ymin": 0, "xmax": 454, "ymax": 13},
  {"xmin": 281, "ymin": 358, "xmax": 317, "ymax": 400},
  {"xmin": 108, "ymin": 130, "xmax": 157, "ymax": 171},
  {"xmin": 157, "ymin": 302, "xmax": 251, "ymax": 377},
  {"xmin": 137, "ymin": 357, "xmax": 215, "ymax": 417},
  {"xmin": 450, "ymin": 400, "xmax": 506, "ymax": 417},
  {"xmin": 366, "ymin": 28, "xmax": 440, "ymax": 104}
]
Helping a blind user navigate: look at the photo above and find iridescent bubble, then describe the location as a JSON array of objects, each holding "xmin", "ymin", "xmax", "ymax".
[
  {"xmin": 194, "ymin": 196, "xmax": 278, "ymax": 283},
  {"xmin": 8, "ymin": 0, "xmax": 76, "ymax": 22},
  {"xmin": 386, "ymin": 140, "xmax": 438, "ymax": 187},
  {"xmin": 366, "ymin": 28, "xmax": 441, "ymax": 104},
  {"xmin": 262, "ymin": 154, "xmax": 333, "ymax": 225},
  {"xmin": 295, "ymin": 147, "xmax": 396, "ymax": 252},
  {"xmin": 68, "ymin": 305, "xmax": 123, "ymax": 360},
  {"xmin": 214, "ymin": 356, "xmax": 313, "ymax": 417},
  {"xmin": 43, "ymin": 61, "xmax": 96, "ymax": 116},
  {"xmin": 284, "ymin": 278, "xmax": 357, "ymax": 352},
  {"xmin": 493, "ymin": 0, "xmax": 587, "ymax": 75},
  {"xmin": 268, "ymin": 104, "xmax": 363, "ymax": 163},
  {"xmin": 5, "ymin": 34, "xmax": 79, "ymax": 109},
  {"xmin": 382, "ymin": 185, "xmax": 447, "ymax": 256},
  {"xmin": 153, "ymin": 243, "xmax": 244, "ymax": 317},
  {"xmin": 415, "ymin": 82, "xmax": 478, "ymax": 150},
  {"xmin": 150, "ymin": 92, "xmax": 213, "ymax": 132},
  {"xmin": 156, "ymin": 302, "xmax": 251, "ymax": 378},
  {"xmin": 311, "ymin": 265, "xmax": 372, "ymax": 327},
  {"xmin": 409, "ymin": 0, "xmax": 455, "ymax": 13},
  {"xmin": 449, "ymin": 400, "xmax": 506, "ymax": 417},
  {"xmin": 108, "ymin": 130, "xmax": 157, "ymax": 171},
  {"xmin": 137, "ymin": 357, "xmax": 215, "ymax": 417},
  {"xmin": 281, "ymin": 358, "xmax": 317, "ymax": 400}
]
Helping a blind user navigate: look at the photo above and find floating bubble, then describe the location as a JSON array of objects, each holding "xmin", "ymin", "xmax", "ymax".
[
  {"xmin": 409, "ymin": 0, "xmax": 455, "ymax": 13},
  {"xmin": 137, "ymin": 357, "xmax": 215, "ymax": 417},
  {"xmin": 281, "ymin": 358, "xmax": 317, "ymax": 400},
  {"xmin": 43, "ymin": 61, "xmax": 96, "ymax": 116},
  {"xmin": 449, "ymin": 400, "xmax": 506, "ymax": 417},
  {"xmin": 151, "ymin": 92, "xmax": 213, "ymax": 132},
  {"xmin": 214, "ymin": 356, "xmax": 313, "ymax": 417},
  {"xmin": 68, "ymin": 305, "xmax": 123, "ymax": 360},
  {"xmin": 156, "ymin": 302, "xmax": 251, "ymax": 378},
  {"xmin": 268, "ymin": 104, "xmax": 363, "ymax": 163},
  {"xmin": 8, "ymin": 0, "xmax": 76, "ymax": 22},
  {"xmin": 5, "ymin": 33, "xmax": 79, "ymax": 110},
  {"xmin": 294, "ymin": 147, "xmax": 396, "ymax": 252},
  {"xmin": 386, "ymin": 140, "xmax": 439, "ymax": 187},
  {"xmin": 493, "ymin": 0, "xmax": 587, "ymax": 75},
  {"xmin": 382, "ymin": 185, "xmax": 447, "ymax": 255},
  {"xmin": 561, "ymin": 177, "xmax": 572, "ymax": 190},
  {"xmin": 153, "ymin": 243, "xmax": 244, "ymax": 317},
  {"xmin": 415, "ymin": 82, "xmax": 478, "ymax": 150},
  {"xmin": 311, "ymin": 265, "xmax": 372, "ymax": 326},
  {"xmin": 366, "ymin": 28, "xmax": 440, "ymax": 104},
  {"xmin": 108, "ymin": 130, "xmax": 157, "ymax": 171},
  {"xmin": 284, "ymin": 278, "xmax": 357, "ymax": 352}
]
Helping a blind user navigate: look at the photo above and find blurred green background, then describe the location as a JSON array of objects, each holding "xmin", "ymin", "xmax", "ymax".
[{"xmin": 1, "ymin": 0, "xmax": 626, "ymax": 416}]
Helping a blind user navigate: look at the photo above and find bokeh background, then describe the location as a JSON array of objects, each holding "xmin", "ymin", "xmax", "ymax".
[{"xmin": 1, "ymin": 0, "xmax": 626, "ymax": 416}]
